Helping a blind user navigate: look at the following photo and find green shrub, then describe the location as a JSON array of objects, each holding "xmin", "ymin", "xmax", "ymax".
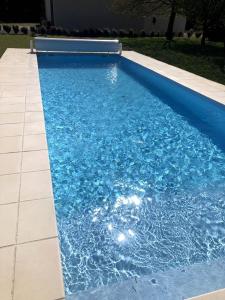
[
  {"xmin": 21, "ymin": 27, "xmax": 28, "ymax": 35},
  {"xmin": 3, "ymin": 25, "xmax": 11, "ymax": 34},
  {"xmin": 30, "ymin": 26, "xmax": 37, "ymax": 34},
  {"xmin": 140, "ymin": 30, "xmax": 146, "ymax": 37},
  {"xmin": 195, "ymin": 32, "xmax": 202, "ymax": 38},
  {"xmin": 12, "ymin": 25, "xmax": 19, "ymax": 34},
  {"xmin": 112, "ymin": 28, "xmax": 118, "ymax": 37},
  {"xmin": 119, "ymin": 29, "xmax": 128, "ymax": 37},
  {"xmin": 40, "ymin": 26, "xmax": 47, "ymax": 35},
  {"xmin": 150, "ymin": 31, "xmax": 155, "ymax": 37}
]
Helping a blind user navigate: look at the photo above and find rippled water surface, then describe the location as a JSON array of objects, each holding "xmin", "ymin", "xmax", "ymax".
[{"xmin": 38, "ymin": 55, "xmax": 225, "ymax": 297}]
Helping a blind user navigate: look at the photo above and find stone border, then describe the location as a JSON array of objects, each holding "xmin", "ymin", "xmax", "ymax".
[
  {"xmin": 0, "ymin": 48, "xmax": 65, "ymax": 300},
  {"xmin": 122, "ymin": 51, "xmax": 225, "ymax": 300}
]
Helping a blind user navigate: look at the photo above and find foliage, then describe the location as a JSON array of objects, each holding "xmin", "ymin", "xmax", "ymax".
[
  {"xmin": 3, "ymin": 25, "xmax": 11, "ymax": 34},
  {"xmin": 0, "ymin": 0, "xmax": 45, "ymax": 23},
  {"xmin": 207, "ymin": 22, "xmax": 225, "ymax": 42},
  {"xmin": 40, "ymin": 26, "xmax": 47, "ymax": 35},
  {"xmin": 12, "ymin": 25, "xmax": 19, "ymax": 34},
  {"xmin": 184, "ymin": 0, "xmax": 225, "ymax": 46},
  {"xmin": 30, "ymin": 26, "xmax": 37, "ymax": 34},
  {"xmin": 20, "ymin": 27, "xmax": 28, "ymax": 35}
]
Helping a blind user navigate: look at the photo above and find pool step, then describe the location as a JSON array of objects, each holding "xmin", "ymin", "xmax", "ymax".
[{"xmin": 66, "ymin": 258, "xmax": 225, "ymax": 300}]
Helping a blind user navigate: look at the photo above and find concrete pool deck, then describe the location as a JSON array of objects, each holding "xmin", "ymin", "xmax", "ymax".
[
  {"xmin": 0, "ymin": 48, "xmax": 225, "ymax": 300},
  {"xmin": 0, "ymin": 48, "xmax": 65, "ymax": 300}
]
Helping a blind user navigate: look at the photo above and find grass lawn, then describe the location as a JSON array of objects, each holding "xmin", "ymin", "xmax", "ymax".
[
  {"xmin": 0, "ymin": 35, "xmax": 31, "ymax": 57},
  {"xmin": 0, "ymin": 35, "xmax": 224, "ymax": 85}
]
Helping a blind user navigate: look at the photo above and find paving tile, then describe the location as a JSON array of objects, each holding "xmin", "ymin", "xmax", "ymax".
[
  {"xmin": 0, "ymin": 152, "xmax": 22, "ymax": 175},
  {"xmin": 26, "ymin": 102, "xmax": 43, "ymax": 112},
  {"xmin": 23, "ymin": 134, "xmax": 47, "ymax": 151},
  {"xmin": 22, "ymin": 150, "xmax": 49, "ymax": 172},
  {"xmin": 24, "ymin": 121, "xmax": 45, "ymax": 135},
  {"xmin": 0, "ymin": 103, "xmax": 25, "ymax": 114},
  {"xmin": 2, "ymin": 85, "xmax": 27, "ymax": 97},
  {"xmin": 0, "ymin": 136, "xmax": 23, "ymax": 153},
  {"xmin": 0, "ymin": 112, "xmax": 24, "ymax": 125},
  {"xmin": 0, "ymin": 123, "xmax": 23, "ymax": 137},
  {"xmin": 0, "ymin": 246, "xmax": 15, "ymax": 300},
  {"xmin": 17, "ymin": 198, "xmax": 57, "ymax": 243},
  {"xmin": 26, "ymin": 96, "xmax": 42, "ymax": 104},
  {"xmin": 14, "ymin": 238, "xmax": 65, "ymax": 300},
  {"xmin": 0, "ymin": 174, "xmax": 20, "ymax": 204},
  {"xmin": 0, "ymin": 96, "xmax": 25, "ymax": 104},
  {"xmin": 26, "ymin": 88, "xmax": 41, "ymax": 97},
  {"xmin": 0, "ymin": 203, "xmax": 17, "ymax": 247},
  {"xmin": 20, "ymin": 170, "xmax": 53, "ymax": 201},
  {"xmin": 25, "ymin": 112, "xmax": 44, "ymax": 123}
]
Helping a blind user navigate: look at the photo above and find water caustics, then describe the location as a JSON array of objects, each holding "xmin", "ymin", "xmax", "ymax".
[{"xmin": 38, "ymin": 55, "xmax": 225, "ymax": 299}]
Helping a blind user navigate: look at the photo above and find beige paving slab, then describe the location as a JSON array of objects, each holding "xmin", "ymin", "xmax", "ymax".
[
  {"xmin": 0, "ymin": 203, "xmax": 17, "ymax": 247},
  {"xmin": 0, "ymin": 246, "xmax": 15, "ymax": 300},
  {"xmin": 26, "ymin": 87, "xmax": 42, "ymax": 97},
  {"xmin": 0, "ymin": 136, "xmax": 22, "ymax": 153},
  {"xmin": 26, "ymin": 102, "xmax": 43, "ymax": 112},
  {"xmin": 13, "ymin": 238, "xmax": 65, "ymax": 300},
  {"xmin": 187, "ymin": 289, "xmax": 225, "ymax": 300},
  {"xmin": 0, "ymin": 103, "xmax": 25, "ymax": 114},
  {"xmin": 0, "ymin": 123, "xmax": 23, "ymax": 137},
  {"xmin": 24, "ymin": 121, "xmax": 45, "ymax": 135},
  {"xmin": 0, "ymin": 152, "xmax": 22, "ymax": 175},
  {"xmin": 0, "ymin": 174, "xmax": 20, "ymax": 205},
  {"xmin": 0, "ymin": 112, "xmax": 24, "ymax": 125},
  {"xmin": 0, "ymin": 96, "xmax": 25, "ymax": 104},
  {"xmin": 17, "ymin": 198, "xmax": 57, "ymax": 243},
  {"xmin": 22, "ymin": 150, "xmax": 50, "ymax": 172},
  {"xmin": 0, "ymin": 77, "xmax": 28, "ymax": 85},
  {"xmin": 2, "ymin": 85, "xmax": 27, "ymax": 97},
  {"xmin": 20, "ymin": 170, "xmax": 53, "ymax": 201},
  {"xmin": 23, "ymin": 134, "xmax": 47, "ymax": 151},
  {"xmin": 26, "ymin": 95, "xmax": 42, "ymax": 104},
  {"xmin": 25, "ymin": 111, "xmax": 44, "ymax": 123}
]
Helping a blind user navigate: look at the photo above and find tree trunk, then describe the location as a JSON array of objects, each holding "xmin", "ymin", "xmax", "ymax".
[
  {"xmin": 166, "ymin": 6, "xmax": 176, "ymax": 41},
  {"xmin": 223, "ymin": 39, "xmax": 225, "ymax": 72},
  {"xmin": 201, "ymin": 23, "xmax": 207, "ymax": 48}
]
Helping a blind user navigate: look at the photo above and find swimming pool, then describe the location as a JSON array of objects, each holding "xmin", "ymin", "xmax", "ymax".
[{"xmin": 38, "ymin": 54, "xmax": 225, "ymax": 299}]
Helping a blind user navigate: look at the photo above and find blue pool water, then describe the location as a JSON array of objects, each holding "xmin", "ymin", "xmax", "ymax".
[{"xmin": 38, "ymin": 55, "xmax": 225, "ymax": 299}]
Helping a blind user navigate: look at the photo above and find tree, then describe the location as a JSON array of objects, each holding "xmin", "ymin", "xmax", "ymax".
[
  {"xmin": 112, "ymin": 0, "xmax": 185, "ymax": 42},
  {"xmin": 184, "ymin": 0, "xmax": 225, "ymax": 48},
  {"xmin": 0, "ymin": 0, "xmax": 45, "ymax": 22}
]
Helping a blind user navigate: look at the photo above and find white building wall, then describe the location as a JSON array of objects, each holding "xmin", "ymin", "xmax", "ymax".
[{"xmin": 45, "ymin": 0, "xmax": 186, "ymax": 34}]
